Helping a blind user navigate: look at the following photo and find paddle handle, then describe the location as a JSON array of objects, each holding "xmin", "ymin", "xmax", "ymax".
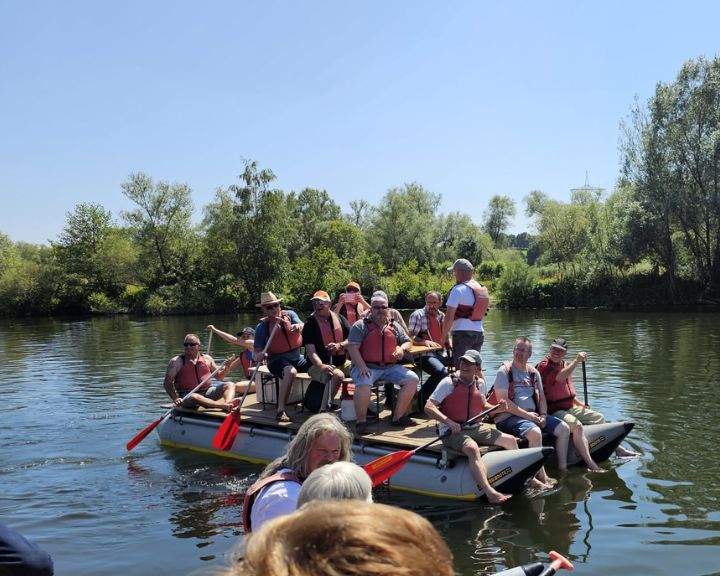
[
  {"xmin": 126, "ymin": 361, "xmax": 226, "ymax": 451},
  {"xmin": 538, "ymin": 551, "xmax": 573, "ymax": 576},
  {"xmin": 581, "ymin": 361, "xmax": 588, "ymax": 406}
]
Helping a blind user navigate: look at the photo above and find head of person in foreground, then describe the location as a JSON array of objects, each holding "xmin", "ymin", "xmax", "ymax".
[
  {"xmin": 228, "ymin": 500, "xmax": 454, "ymax": 576},
  {"xmin": 296, "ymin": 461, "xmax": 373, "ymax": 507}
]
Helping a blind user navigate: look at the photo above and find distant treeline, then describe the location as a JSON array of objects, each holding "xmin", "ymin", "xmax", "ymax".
[{"xmin": 1, "ymin": 56, "xmax": 719, "ymax": 317}]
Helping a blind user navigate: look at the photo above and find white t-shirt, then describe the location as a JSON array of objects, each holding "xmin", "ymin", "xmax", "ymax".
[
  {"xmin": 249, "ymin": 468, "xmax": 302, "ymax": 532},
  {"xmin": 429, "ymin": 375, "xmax": 486, "ymax": 435},
  {"xmin": 446, "ymin": 282, "xmax": 484, "ymax": 332}
]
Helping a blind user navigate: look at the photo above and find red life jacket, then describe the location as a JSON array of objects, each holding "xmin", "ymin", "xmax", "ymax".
[
  {"xmin": 487, "ymin": 361, "xmax": 539, "ymax": 409},
  {"xmin": 262, "ymin": 312, "xmax": 302, "ymax": 355},
  {"xmin": 440, "ymin": 375, "xmax": 486, "ymax": 423},
  {"xmin": 241, "ymin": 470, "xmax": 301, "ymax": 533},
  {"xmin": 454, "ymin": 280, "xmax": 490, "ymax": 320},
  {"xmin": 316, "ymin": 311, "xmax": 344, "ymax": 349},
  {"xmin": 175, "ymin": 354, "xmax": 212, "ymax": 394},
  {"xmin": 419, "ymin": 311, "xmax": 443, "ymax": 345},
  {"xmin": 339, "ymin": 302, "xmax": 360, "ymax": 324},
  {"xmin": 359, "ymin": 319, "xmax": 397, "ymax": 365},
  {"xmin": 240, "ymin": 350, "xmax": 253, "ymax": 377},
  {"xmin": 536, "ymin": 356, "xmax": 576, "ymax": 412}
]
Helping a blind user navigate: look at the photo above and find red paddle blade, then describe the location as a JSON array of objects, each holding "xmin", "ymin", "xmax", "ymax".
[
  {"xmin": 212, "ymin": 411, "xmax": 241, "ymax": 451},
  {"xmin": 126, "ymin": 416, "xmax": 163, "ymax": 451},
  {"xmin": 363, "ymin": 450, "xmax": 414, "ymax": 487}
]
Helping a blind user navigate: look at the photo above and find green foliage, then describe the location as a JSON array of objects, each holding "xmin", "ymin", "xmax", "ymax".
[
  {"xmin": 482, "ymin": 195, "xmax": 516, "ymax": 246},
  {"xmin": 476, "ymin": 261, "xmax": 504, "ymax": 280},
  {"xmin": 496, "ymin": 257, "xmax": 538, "ymax": 307}
]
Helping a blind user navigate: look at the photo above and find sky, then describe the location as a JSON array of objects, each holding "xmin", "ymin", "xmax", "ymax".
[{"xmin": 2, "ymin": 0, "xmax": 719, "ymax": 245}]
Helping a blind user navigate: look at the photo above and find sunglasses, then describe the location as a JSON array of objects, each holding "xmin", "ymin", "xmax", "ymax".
[
  {"xmin": 346, "ymin": 287, "xmax": 360, "ymax": 293},
  {"xmin": 371, "ymin": 305, "xmax": 388, "ymax": 310},
  {"xmin": 184, "ymin": 342, "xmax": 199, "ymax": 347},
  {"xmin": 264, "ymin": 303, "xmax": 280, "ymax": 310}
]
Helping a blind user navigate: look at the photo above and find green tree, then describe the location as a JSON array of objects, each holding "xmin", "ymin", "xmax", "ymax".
[
  {"xmin": 121, "ymin": 172, "xmax": 195, "ymax": 288},
  {"xmin": 227, "ymin": 159, "xmax": 291, "ymax": 304},
  {"xmin": 288, "ymin": 188, "xmax": 342, "ymax": 259},
  {"xmin": 621, "ymin": 56, "xmax": 720, "ymax": 297},
  {"xmin": 365, "ymin": 182, "xmax": 440, "ymax": 273},
  {"xmin": 482, "ymin": 195, "xmax": 516, "ymax": 245}
]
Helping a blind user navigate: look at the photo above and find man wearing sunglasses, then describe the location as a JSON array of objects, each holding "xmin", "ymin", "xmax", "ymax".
[
  {"xmin": 163, "ymin": 334, "xmax": 237, "ymax": 411},
  {"xmin": 254, "ymin": 292, "xmax": 309, "ymax": 423}
]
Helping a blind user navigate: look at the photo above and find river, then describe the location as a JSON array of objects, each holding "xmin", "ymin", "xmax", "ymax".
[{"xmin": 1, "ymin": 310, "xmax": 718, "ymax": 575}]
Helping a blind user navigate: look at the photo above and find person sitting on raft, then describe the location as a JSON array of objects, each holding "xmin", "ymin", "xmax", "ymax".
[
  {"xmin": 409, "ymin": 290, "xmax": 450, "ymax": 405},
  {"xmin": 535, "ymin": 338, "xmax": 638, "ymax": 459},
  {"xmin": 425, "ymin": 351, "xmax": 517, "ymax": 504},
  {"xmin": 302, "ymin": 290, "xmax": 352, "ymax": 412},
  {"xmin": 253, "ymin": 291, "xmax": 309, "ymax": 423},
  {"xmin": 346, "ymin": 290, "xmax": 420, "ymax": 435},
  {"xmin": 205, "ymin": 324, "xmax": 257, "ymax": 394},
  {"xmin": 491, "ymin": 337, "xmax": 570, "ymax": 488},
  {"xmin": 163, "ymin": 333, "xmax": 238, "ymax": 411},
  {"xmin": 333, "ymin": 281, "xmax": 370, "ymax": 324}
]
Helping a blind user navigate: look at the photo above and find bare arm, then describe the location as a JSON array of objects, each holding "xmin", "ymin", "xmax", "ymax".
[
  {"xmin": 424, "ymin": 398, "xmax": 461, "ymax": 434},
  {"xmin": 163, "ymin": 357, "xmax": 182, "ymax": 405}
]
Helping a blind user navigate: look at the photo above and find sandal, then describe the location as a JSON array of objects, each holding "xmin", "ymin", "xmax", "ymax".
[
  {"xmin": 275, "ymin": 411, "xmax": 291, "ymax": 423},
  {"xmin": 390, "ymin": 416, "xmax": 416, "ymax": 427}
]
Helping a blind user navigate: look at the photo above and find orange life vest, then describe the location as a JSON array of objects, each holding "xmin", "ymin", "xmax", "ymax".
[
  {"xmin": 440, "ymin": 375, "xmax": 486, "ymax": 423},
  {"xmin": 536, "ymin": 356, "xmax": 576, "ymax": 412},
  {"xmin": 262, "ymin": 312, "xmax": 302, "ymax": 355},
  {"xmin": 316, "ymin": 311, "xmax": 344, "ymax": 349},
  {"xmin": 454, "ymin": 280, "xmax": 490, "ymax": 320},
  {"xmin": 240, "ymin": 350, "xmax": 254, "ymax": 377},
  {"xmin": 359, "ymin": 319, "xmax": 397, "ymax": 365},
  {"xmin": 419, "ymin": 311, "xmax": 443, "ymax": 345},
  {"xmin": 487, "ymin": 361, "xmax": 539, "ymax": 409},
  {"xmin": 242, "ymin": 470, "xmax": 301, "ymax": 533},
  {"xmin": 175, "ymin": 355, "xmax": 212, "ymax": 394},
  {"xmin": 339, "ymin": 302, "xmax": 360, "ymax": 324}
]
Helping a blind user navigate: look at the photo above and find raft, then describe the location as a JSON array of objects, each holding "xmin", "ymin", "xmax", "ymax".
[{"xmin": 156, "ymin": 391, "xmax": 552, "ymax": 501}]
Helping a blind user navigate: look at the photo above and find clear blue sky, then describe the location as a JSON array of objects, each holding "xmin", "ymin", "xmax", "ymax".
[{"xmin": 2, "ymin": 1, "xmax": 718, "ymax": 245}]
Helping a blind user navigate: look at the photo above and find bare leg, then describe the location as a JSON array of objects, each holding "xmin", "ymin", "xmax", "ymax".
[
  {"xmin": 392, "ymin": 378, "xmax": 417, "ymax": 420},
  {"xmin": 277, "ymin": 366, "xmax": 296, "ymax": 416},
  {"xmin": 525, "ymin": 427, "xmax": 554, "ymax": 488},
  {"xmin": 615, "ymin": 445, "xmax": 640, "ymax": 457},
  {"xmin": 571, "ymin": 426, "xmax": 605, "ymax": 472},
  {"xmin": 553, "ymin": 421, "xmax": 570, "ymax": 472},
  {"xmin": 353, "ymin": 385, "xmax": 372, "ymax": 424},
  {"xmin": 463, "ymin": 442, "xmax": 512, "ymax": 504}
]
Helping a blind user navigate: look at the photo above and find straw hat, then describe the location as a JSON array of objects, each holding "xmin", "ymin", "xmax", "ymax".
[{"xmin": 256, "ymin": 291, "xmax": 283, "ymax": 308}]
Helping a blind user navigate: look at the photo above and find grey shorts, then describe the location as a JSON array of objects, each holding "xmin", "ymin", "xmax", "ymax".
[
  {"xmin": 441, "ymin": 423, "xmax": 502, "ymax": 452},
  {"xmin": 180, "ymin": 384, "xmax": 225, "ymax": 407},
  {"xmin": 308, "ymin": 360, "xmax": 351, "ymax": 384}
]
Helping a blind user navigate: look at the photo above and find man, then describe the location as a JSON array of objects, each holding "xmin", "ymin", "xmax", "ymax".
[
  {"xmin": 206, "ymin": 324, "xmax": 255, "ymax": 377},
  {"xmin": 442, "ymin": 258, "xmax": 490, "ymax": 367},
  {"xmin": 242, "ymin": 413, "xmax": 353, "ymax": 533},
  {"xmin": 409, "ymin": 291, "xmax": 449, "ymax": 405},
  {"xmin": 302, "ymin": 290, "xmax": 352, "ymax": 411},
  {"xmin": 333, "ymin": 281, "xmax": 370, "ymax": 324},
  {"xmin": 491, "ymin": 337, "xmax": 570, "ymax": 489},
  {"xmin": 424, "ymin": 351, "xmax": 517, "ymax": 504},
  {"xmin": 536, "ymin": 338, "xmax": 639, "ymax": 459},
  {"xmin": 347, "ymin": 290, "xmax": 420, "ymax": 435},
  {"xmin": 253, "ymin": 292, "xmax": 309, "ymax": 423},
  {"xmin": 163, "ymin": 333, "xmax": 237, "ymax": 410}
]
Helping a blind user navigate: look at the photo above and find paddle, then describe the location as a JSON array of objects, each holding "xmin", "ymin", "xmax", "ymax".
[
  {"xmin": 581, "ymin": 361, "xmax": 588, "ymax": 406},
  {"xmin": 126, "ymin": 357, "xmax": 233, "ymax": 451},
  {"xmin": 211, "ymin": 322, "xmax": 281, "ymax": 451},
  {"xmin": 364, "ymin": 404, "xmax": 500, "ymax": 486}
]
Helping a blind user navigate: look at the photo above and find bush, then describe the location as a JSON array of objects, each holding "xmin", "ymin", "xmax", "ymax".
[{"xmin": 496, "ymin": 259, "xmax": 538, "ymax": 307}]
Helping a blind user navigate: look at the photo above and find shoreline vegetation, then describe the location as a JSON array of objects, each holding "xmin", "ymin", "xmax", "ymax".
[{"xmin": 2, "ymin": 56, "xmax": 719, "ymax": 318}]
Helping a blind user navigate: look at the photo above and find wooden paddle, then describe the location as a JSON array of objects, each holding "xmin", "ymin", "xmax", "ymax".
[
  {"xmin": 581, "ymin": 361, "xmax": 588, "ymax": 406},
  {"xmin": 211, "ymin": 322, "xmax": 281, "ymax": 451},
  {"xmin": 126, "ymin": 356, "xmax": 234, "ymax": 451},
  {"xmin": 364, "ymin": 404, "xmax": 500, "ymax": 486}
]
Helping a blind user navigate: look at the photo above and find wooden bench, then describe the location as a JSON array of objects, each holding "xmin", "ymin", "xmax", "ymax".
[{"xmin": 256, "ymin": 365, "xmax": 312, "ymax": 411}]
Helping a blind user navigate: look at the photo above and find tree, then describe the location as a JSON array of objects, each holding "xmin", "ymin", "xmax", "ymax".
[
  {"xmin": 365, "ymin": 182, "xmax": 440, "ymax": 273},
  {"xmin": 620, "ymin": 56, "xmax": 720, "ymax": 297},
  {"xmin": 287, "ymin": 188, "xmax": 342, "ymax": 259},
  {"xmin": 227, "ymin": 159, "xmax": 292, "ymax": 304},
  {"xmin": 121, "ymin": 172, "xmax": 195, "ymax": 288},
  {"xmin": 482, "ymin": 195, "xmax": 516, "ymax": 245}
]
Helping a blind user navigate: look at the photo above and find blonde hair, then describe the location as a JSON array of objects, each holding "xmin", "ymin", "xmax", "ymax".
[
  {"xmin": 296, "ymin": 461, "xmax": 372, "ymax": 507},
  {"xmin": 226, "ymin": 501, "xmax": 454, "ymax": 576},
  {"xmin": 259, "ymin": 413, "xmax": 352, "ymax": 480}
]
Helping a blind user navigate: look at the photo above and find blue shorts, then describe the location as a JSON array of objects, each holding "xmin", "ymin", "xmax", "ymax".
[
  {"xmin": 496, "ymin": 414, "xmax": 564, "ymax": 438},
  {"xmin": 268, "ymin": 355, "xmax": 310, "ymax": 378},
  {"xmin": 350, "ymin": 364, "xmax": 419, "ymax": 387}
]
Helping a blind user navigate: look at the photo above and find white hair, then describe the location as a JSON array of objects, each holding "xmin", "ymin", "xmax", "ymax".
[{"xmin": 296, "ymin": 461, "xmax": 373, "ymax": 507}]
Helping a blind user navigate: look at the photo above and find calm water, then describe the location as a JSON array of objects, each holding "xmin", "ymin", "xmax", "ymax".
[{"xmin": 1, "ymin": 310, "xmax": 718, "ymax": 576}]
